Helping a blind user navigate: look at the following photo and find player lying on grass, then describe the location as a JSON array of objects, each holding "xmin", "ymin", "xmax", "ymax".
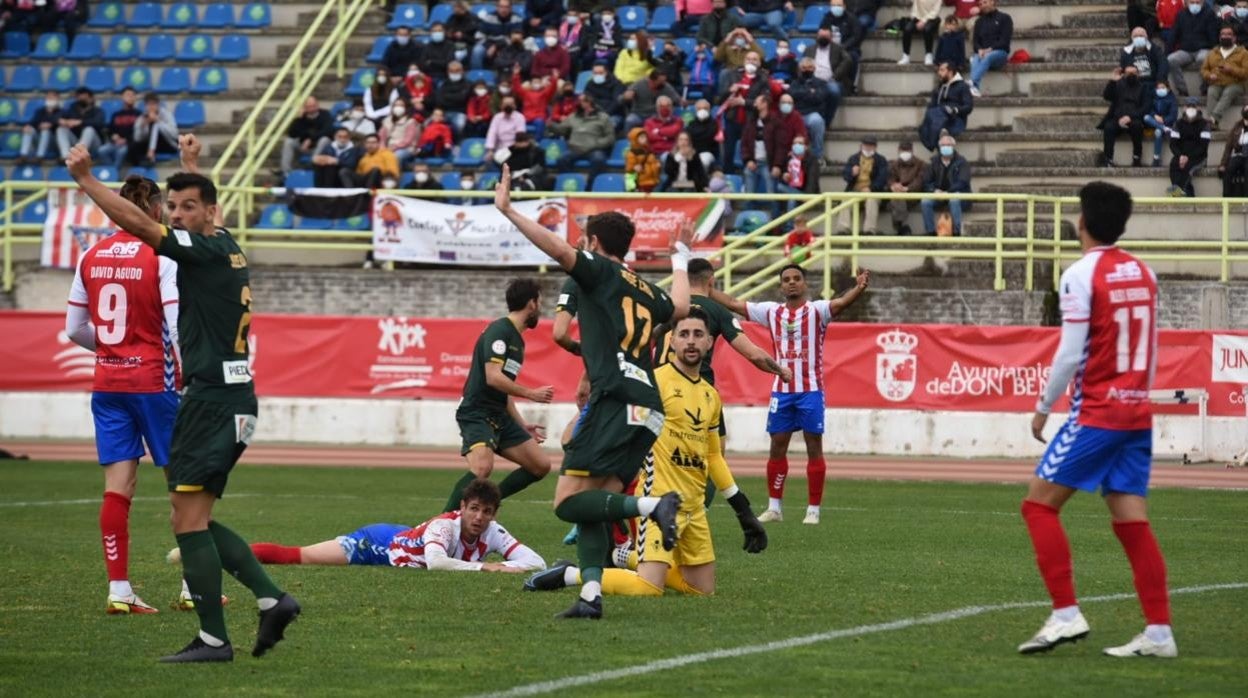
[
  {"xmin": 170, "ymin": 479, "xmax": 545, "ymax": 573},
  {"xmin": 525, "ymin": 309, "xmax": 767, "ymax": 597}
]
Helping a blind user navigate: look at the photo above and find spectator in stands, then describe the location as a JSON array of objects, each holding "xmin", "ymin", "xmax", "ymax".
[
  {"xmin": 383, "ymin": 26, "xmax": 423, "ymax": 79},
  {"xmin": 447, "ymin": 1, "xmax": 479, "ymax": 52},
  {"xmin": 661, "ymin": 132, "xmax": 711, "ymax": 192},
  {"xmin": 465, "ymin": 80, "xmax": 494, "ymax": 138},
  {"xmin": 19, "ymin": 90, "xmax": 62, "ymax": 163},
  {"xmin": 494, "ymin": 28, "xmax": 533, "ymax": 76},
  {"xmin": 1217, "ymin": 105, "xmax": 1248, "ymax": 195},
  {"xmin": 771, "ymin": 92, "xmax": 807, "ymax": 167},
  {"xmin": 678, "ymin": 0, "xmax": 714, "ymax": 33},
  {"xmin": 587, "ymin": 7, "xmax": 623, "ymax": 69},
  {"xmin": 718, "ymin": 51, "xmax": 783, "ymax": 174},
  {"xmin": 623, "ymin": 70, "xmax": 681, "ymax": 131},
  {"xmin": 584, "ymin": 62, "xmax": 626, "ymax": 131},
  {"xmin": 403, "ymin": 65, "xmax": 434, "ymax": 110},
  {"xmin": 50, "ymin": 0, "xmax": 87, "ymax": 43},
  {"xmin": 557, "ymin": 10, "xmax": 592, "ymax": 70},
  {"xmin": 899, "ymin": 0, "xmax": 942, "ymax": 66},
  {"xmin": 969, "ymin": 0, "xmax": 1012, "ymax": 97},
  {"xmin": 837, "ymin": 135, "xmax": 888, "ymax": 235},
  {"xmin": 1167, "ymin": 0, "xmax": 1218, "ymax": 98},
  {"xmin": 407, "ymin": 162, "xmax": 443, "ymax": 195},
  {"xmin": 1125, "ymin": 0, "xmax": 1159, "ymax": 38},
  {"xmin": 740, "ymin": 0, "xmax": 793, "ymax": 41},
  {"xmin": 1121, "ymin": 26, "xmax": 1169, "ymax": 94},
  {"xmin": 821, "ymin": 0, "xmax": 864, "ymax": 92},
  {"xmin": 776, "ymin": 134, "xmax": 820, "ymax": 203},
  {"xmin": 416, "ymin": 108, "xmax": 454, "ymax": 158},
  {"xmin": 132, "ymin": 93, "xmax": 178, "ymax": 167},
  {"xmin": 56, "ymin": 87, "xmax": 104, "ymax": 158},
  {"xmin": 698, "ymin": 0, "xmax": 745, "ymax": 49},
  {"xmin": 784, "ymin": 215, "xmax": 814, "ymax": 257},
  {"xmin": 766, "ymin": 39, "xmax": 798, "ymax": 80},
  {"xmin": 338, "ymin": 99, "xmax": 379, "ymax": 138},
  {"xmin": 1156, "ymin": 0, "xmax": 1185, "ymax": 50},
  {"xmin": 1200, "ymin": 25, "xmax": 1248, "ymax": 128},
  {"xmin": 452, "ymin": 171, "xmax": 479, "ymax": 205},
  {"xmin": 550, "ymin": 81, "xmax": 580, "ymax": 124},
  {"xmin": 478, "ymin": 1, "xmax": 525, "ymax": 71},
  {"xmin": 504, "ymin": 131, "xmax": 548, "ymax": 189},
  {"xmin": 436, "ymin": 62, "xmax": 472, "ymax": 134},
  {"xmin": 379, "ymin": 98, "xmax": 421, "ymax": 168},
  {"xmin": 533, "ymin": 26, "xmax": 572, "ymax": 78},
  {"xmin": 366, "ymin": 68, "xmax": 400, "ymax": 122},
  {"xmin": 791, "ymin": 57, "xmax": 840, "ymax": 166},
  {"xmin": 715, "ymin": 27, "xmax": 762, "ymax": 71},
  {"xmin": 740, "ymin": 95, "xmax": 778, "ymax": 209},
  {"xmin": 951, "ymin": 0, "xmax": 980, "ymax": 21},
  {"xmin": 851, "ymin": 0, "xmax": 884, "ymax": 34},
  {"xmin": 886, "ymin": 140, "xmax": 926, "ymax": 236},
  {"xmin": 1099, "ymin": 65, "xmax": 1149, "ymax": 167},
  {"xmin": 526, "ymin": 0, "xmax": 562, "ymax": 35},
  {"xmin": 550, "ymin": 93, "xmax": 616, "ymax": 188},
  {"xmin": 921, "ymin": 132, "xmax": 972, "ymax": 236},
  {"xmin": 626, "ymin": 127, "xmax": 662, "ymax": 192},
  {"xmin": 1228, "ymin": 0, "xmax": 1248, "ymax": 46},
  {"xmin": 1144, "ymin": 81, "xmax": 1179, "ymax": 166},
  {"xmin": 919, "ymin": 61, "xmax": 973, "ymax": 152},
  {"xmin": 656, "ymin": 40, "xmax": 688, "ymax": 91},
  {"xmin": 512, "ymin": 66, "xmax": 557, "ymax": 138},
  {"xmin": 1168, "ymin": 97, "xmax": 1211, "ymax": 196},
  {"xmin": 644, "ymin": 96, "xmax": 684, "ymax": 157},
  {"xmin": 97, "ymin": 86, "xmax": 141, "ymax": 169},
  {"xmin": 615, "ymin": 32, "xmax": 656, "ymax": 85},
  {"xmin": 803, "ymin": 27, "xmax": 855, "ymax": 95},
  {"xmin": 686, "ymin": 99, "xmax": 721, "ymax": 168},
  {"xmin": 708, "ymin": 166, "xmax": 730, "ymax": 194},
  {"xmin": 420, "ymin": 24, "xmax": 455, "ymax": 80},
  {"xmin": 312, "ymin": 127, "xmax": 362, "ymax": 188},
  {"xmin": 687, "ymin": 41, "xmax": 719, "ymax": 98},
  {"xmin": 357, "ymin": 134, "xmax": 401, "ymax": 189},
  {"xmin": 934, "ymin": 15, "xmax": 968, "ymax": 71},
  {"xmin": 485, "ymin": 95, "xmax": 526, "ymax": 164}
]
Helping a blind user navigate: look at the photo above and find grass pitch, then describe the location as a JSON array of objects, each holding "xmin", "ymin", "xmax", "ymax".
[{"xmin": 1, "ymin": 460, "xmax": 1245, "ymax": 697}]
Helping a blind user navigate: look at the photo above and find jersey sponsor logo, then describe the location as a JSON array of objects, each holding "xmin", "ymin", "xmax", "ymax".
[
  {"xmin": 491, "ymin": 339, "xmax": 506, "ymax": 355},
  {"xmin": 683, "ymin": 406, "xmax": 706, "ymax": 431},
  {"xmin": 222, "ymin": 359, "xmax": 253, "ymax": 384},
  {"xmin": 875, "ymin": 328, "xmax": 919, "ymax": 402},
  {"xmin": 234, "ymin": 414, "xmax": 257, "ymax": 445},
  {"xmin": 618, "ymin": 354, "xmax": 653, "ymax": 386},
  {"xmin": 94, "ymin": 240, "xmax": 142, "ymax": 259},
  {"xmin": 668, "ymin": 446, "xmax": 707, "ymax": 471},
  {"xmin": 626, "ymin": 404, "xmax": 665, "ymax": 436},
  {"xmin": 1212, "ymin": 334, "xmax": 1248, "ymax": 383},
  {"xmin": 172, "ymin": 228, "xmax": 193, "ymax": 247},
  {"xmin": 1104, "ymin": 261, "xmax": 1143, "ymax": 283},
  {"xmin": 228, "ymin": 253, "xmax": 247, "ymax": 269},
  {"xmin": 1109, "ymin": 287, "xmax": 1151, "ymax": 304},
  {"xmin": 557, "ymin": 293, "xmax": 570, "ymax": 306}
]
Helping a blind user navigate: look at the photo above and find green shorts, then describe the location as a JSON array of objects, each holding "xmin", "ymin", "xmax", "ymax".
[
  {"xmin": 166, "ymin": 395, "xmax": 257, "ymax": 498},
  {"xmin": 562, "ymin": 396, "xmax": 664, "ymax": 483},
  {"xmin": 456, "ymin": 407, "xmax": 531, "ymax": 456}
]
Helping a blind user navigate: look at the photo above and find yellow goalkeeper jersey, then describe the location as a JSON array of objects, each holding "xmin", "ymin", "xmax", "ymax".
[{"xmin": 645, "ymin": 364, "xmax": 724, "ymax": 509}]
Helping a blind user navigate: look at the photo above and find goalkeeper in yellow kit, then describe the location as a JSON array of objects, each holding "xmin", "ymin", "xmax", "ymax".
[{"xmin": 524, "ymin": 307, "xmax": 768, "ymax": 597}]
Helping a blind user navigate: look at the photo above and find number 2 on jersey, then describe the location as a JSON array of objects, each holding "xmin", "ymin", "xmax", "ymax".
[
  {"xmin": 1113, "ymin": 305, "xmax": 1150, "ymax": 373},
  {"xmin": 96, "ymin": 283, "xmax": 128, "ymax": 345},
  {"xmin": 620, "ymin": 296, "xmax": 652, "ymax": 359}
]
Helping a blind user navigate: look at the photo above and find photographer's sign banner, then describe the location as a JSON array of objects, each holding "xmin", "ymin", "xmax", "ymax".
[
  {"xmin": 40, "ymin": 187, "xmax": 116, "ymax": 269},
  {"xmin": 371, "ymin": 195, "xmax": 567, "ymax": 266}
]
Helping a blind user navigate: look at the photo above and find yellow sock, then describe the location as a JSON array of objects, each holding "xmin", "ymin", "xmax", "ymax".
[
  {"xmin": 580, "ymin": 568, "xmax": 662, "ymax": 596},
  {"xmin": 665, "ymin": 567, "xmax": 707, "ymax": 596}
]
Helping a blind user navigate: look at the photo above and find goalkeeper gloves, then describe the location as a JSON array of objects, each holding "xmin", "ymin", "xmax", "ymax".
[{"xmin": 727, "ymin": 491, "xmax": 768, "ymax": 554}]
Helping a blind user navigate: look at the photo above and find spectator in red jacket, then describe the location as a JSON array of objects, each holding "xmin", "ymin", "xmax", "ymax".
[
  {"xmin": 403, "ymin": 65, "xmax": 433, "ymax": 105},
  {"xmin": 549, "ymin": 82, "xmax": 579, "ymax": 123},
  {"xmin": 511, "ymin": 66, "xmax": 558, "ymax": 138},
  {"xmin": 532, "ymin": 27, "xmax": 572, "ymax": 79},
  {"xmin": 465, "ymin": 81, "xmax": 495, "ymax": 138},
  {"xmin": 766, "ymin": 93, "xmax": 808, "ymax": 179},
  {"xmin": 643, "ymin": 96, "xmax": 685, "ymax": 156},
  {"xmin": 1156, "ymin": 0, "xmax": 1184, "ymax": 50},
  {"xmin": 417, "ymin": 108, "xmax": 455, "ymax": 158}
]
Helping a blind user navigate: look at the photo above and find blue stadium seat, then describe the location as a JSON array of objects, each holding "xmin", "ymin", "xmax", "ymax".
[
  {"xmin": 201, "ymin": 3, "xmax": 235, "ymax": 29},
  {"xmin": 177, "ymin": 34, "xmax": 214, "ymax": 62},
  {"xmin": 591, "ymin": 173, "xmax": 625, "ymax": 192},
  {"xmin": 475, "ymin": 172, "xmax": 499, "ymax": 190},
  {"xmin": 439, "ymin": 172, "xmax": 461, "ymax": 190},
  {"xmin": 21, "ymin": 99, "xmax": 46, "ymax": 123},
  {"xmin": 174, "ymin": 100, "xmax": 205, "ymax": 128},
  {"xmin": 540, "ymin": 138, "xmax": 567, "ymax": 168},
  {"xmin": 453, "ymin": 138, "xmax": 487, "ymax": 167},
  {"xmin": 48, "ymin": 166, "xmax": 73, "ymax": 182},
  {"xmin": 466, "ymin": 69, "xmax": 495, "ymax": 86},
  {"xmin": 92, "ymin": 165, "xmax": 120, "ymax": 182},
  {"xmin": 156, "ymin": 67, "xmax": 191, "ymax": 94},
  {"xmin": 125, "ymin": 166, "xmax": 158, "ymax": 181},
  {"xmin": 366, "ymin": 37, "xmax": 393, "ymax": 64},
  {"xmin": 470, "ymin": 3, "xmax": 491, "ymax": 20},
  {"xmin": 103, "ymin": 33, "xmax": 140, "ymax": 61},
  {"xmin": 99, "ymin": 98, "xmax": 121, "ymax": 121},
  {"xmin": 128, "ymin": 2, "xmax": 163, "ymax": 29},
  {"xmin": 216, "ymin": 35, "xmax": 250, "ymax": 62},
  {"xmin": 84, "ymin": 66, "xmax": 117, "ymax": 93},
  {"xmin": 140, "ymin": 34, "xmax": 176, "ymax": 62},
  {"xmin": 428, "ymin": 3, "xmax": 453, "ymax": 26},
  {"xmin": 647, "ymin": 6, "xmax": 676, "ymax": 33},
  {"xmin": 237, "ymin": 3, "xmax": 273, "ymax": 29},
  {"xmin": 650, "ymin": 38, "xmax": 665, "ymax": 57},
  {"xmin": 257, "ymin": 204, "xmax": 294, "ymax": 229},
  {"xmin": 674, "ymin": 37, "xmax": 697, "ymax": 56},
  {"xmin": 388, "ymin": 4, "xmax": 427, "ymax": 30},
  {"xmin": 735, "ymin": 209, "xmax": 769, "ymax": 235},
  {"xmin": 799, "ymin": 6, "xmax": 829, "ymax": 33},
  {"xmin": 0, "ymin": 132, "xmax": 21, "ymax": 159},
  {"xmin": 192, "ymin": 67, "xmax": 229, "ymax": 94},
  {"xmin": 12, "ymin": 165, "xmax": 44, "ymax": 182},
  {"xmin": 88, "ymin": 2, "xmax": 126, "ymax": 28},
  {"xmin": 757, "ymin": 38, "xmax": 776, "ymax": 62},
  {"xmin": 606, "ymin": 139, "xmax": 628, "ymax": 168},
  {"xmin": 554, "ymin": 173, "xmax": 586, "ymax": 193},
  {"xmin": 31, "ymin": 33, "xmax": 68, "ymax": 60},
  {"xmin": 724, "ymin": 174, "xmax": 743, "ymax": 193},
  {"xmin": 330, "ymin": 100, "xmax": 352, "ymax": 118},
  {"xmin": 399, "ymin": 171, "xmax": 416, "ymax": 188},
  {"xmin": 66, "ymin": 34, "xmax": 102, "ymax": 61},
  {"xmin": 1, "ymin": 31, "xmax": 31, "ymax": 58},
  {"xmin": 345, "ymin": 68, "xmax": 373, "ymax": 97},
  {"xmin": 0, "ymin": 70, "xmax": 5, "ymax": 92},
  {"xmin": 17, "ymin": 199, "xmax": 49, "ymax": 224},
  {"xmin": 0, "ymin": 98, "xmax": 17, "ymax": 126},
  {"xmin": 790, "ymin": 38, "xmax": 813, "ymax": 58},
  {"xmin": 337, "ymin": 214, "xmax": 370, "ymax": 230},
  {"xmin": 297, "ymin": 216, "xmax": 333, "ymax": 230},
  {"xmin": 119, "ymin": 66, "xmax": 154, "ymax": 92},
  {"xmin": 8, "ymin": 66, "xmax": 43, "ymax": 92},
  {"xmin": 574, "ymin": 70, "xmax": 591, "ymax": 93},
  {"xmin": 284, "ymin": 170, "xmax": 314, "ymax": 189},
  {"xmin": 618, "ymin": 6, "xmax": 647, "ymax": 32},
  {"xmin": 46, "ymin": 66, "xmax": 80, "ymax": 92},
  {"xmin": 162, "ymin": 3, "xmax": 199, "ymax": 29}
]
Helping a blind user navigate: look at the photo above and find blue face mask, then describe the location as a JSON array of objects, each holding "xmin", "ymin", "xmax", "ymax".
[
  {"xmin": 430, "ymin": 31, "xmax": 445, "ymax": 43},
  {"xmin": 830, "ymin": 6, "xmax": 845, "ymax": 17},
  {"xmin": 793, "ymin": 143, "xmax": 806, "ymax": 156},
  {"xmin": 1189, "ymin": 3, "xmax": 1202, "ymax": 14},
  {"xmin": 1239, "ymin": 7, "xmax": 1248, "ymax": 18},
  {"xmin": 1132, "ymin": 36, "xmax": 1147, "ymax": 49},
  {"xmin": 939, "ymin": 145, "xmax": 955, "ymax": 157},
  {"xmin": 626, "ymin": 38, "xmax": 638, "ymax": 51},
  {"xmin": 1156, "ymin": 87, "xmax": 1168, "ymax": 97}
]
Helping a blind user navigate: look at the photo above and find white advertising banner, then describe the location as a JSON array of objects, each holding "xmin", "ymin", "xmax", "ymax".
[{"xmin": 371, "ymin": 194, "xmax": 567, "ymax": 266}]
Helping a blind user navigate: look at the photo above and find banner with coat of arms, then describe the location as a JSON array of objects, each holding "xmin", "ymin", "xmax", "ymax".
[
  {"xmin": 370, "ymin": 194, "xmax": 568, "ymax": 266},
  {"xmin": 39, "ymin": 187, "xmax": 118, "ymax": 269}
]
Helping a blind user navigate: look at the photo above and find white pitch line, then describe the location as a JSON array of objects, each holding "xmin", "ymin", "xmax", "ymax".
[
  {"xmin": 472, "ymin": 582, "xmax": 1248, "ymax": 698},
  {"xmin": 0, "ymin": 493, "xmax": 369, "ymax": 508}
]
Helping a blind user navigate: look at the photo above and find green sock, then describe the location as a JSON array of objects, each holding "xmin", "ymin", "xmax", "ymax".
[
  {"xmin": 704, "ymin": 480, "xmax": 718, "ymax": 508},
  {"xmin": 554, "ymin": 490, "xmax": 639, "ymax": 523},
  {"xmin": 176, "ymin": 530, "xmax": 229, "ymax": 643},
  {"xmin": 443, "ymin": 471, "xmax": 478, "ymax": 513},
  {"xmin": 576, "ymin": 521, "xmax": 609, "ymax": 587},
  {"xmin": 498, "ymin": 469, "xmax": 542, "ymax": 499},
  {"xmin": 208, "ymin": 521, "xmax": 283, "ymax": 601}
]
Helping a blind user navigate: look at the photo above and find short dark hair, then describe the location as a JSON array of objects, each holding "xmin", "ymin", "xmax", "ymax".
[
  {"xmin": 460, "ymin": 478, "xmax": 502, "ymax": 510},
  {"xmin": 120, "ymin": 85, "xmax": 136, "ymax": 94},
  {"xmin": 119, "ymin": 175, "xmax": 161, "ymax": 209},
  {"xmin": 166, "ymin": 172, "xmax": 218, "ymax": 206},
  {"xmin": 586, "ymin": 211, "xmax": 635, "ymax": 258},
  {"xmin": 505, "ymin": 278, "xmax": 541, "ymax": 311},
  {"xmin": 779, "ymin": 263, "xmax": 806, "ymax": 279},
  {"xmin": 76, "ymin": 87, "xmax": 93, "ymax": 97},
  {"xmin": 688, "ymin": 257, "xmax": 715, "ymax": 284},
  {"xmin": 1078, "ymin": 181, "xmax": 1132, "ymax": 244},
  {"xmin": 676, "ymin": 306, "xmax": 710, "ymax": 331},
  {"xmin": 144, "ymin": 92, "xmax": 159, "ymax": 104},
  {"xmin": 334, "ymin": 126, "xmax": 350, "ymax": 137}
]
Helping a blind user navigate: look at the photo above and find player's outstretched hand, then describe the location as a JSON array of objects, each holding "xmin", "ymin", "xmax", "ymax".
[
  {"xmin": 494, "ymin": 165, "xmax": 513, "ymax": 213},
  {"xmin": 178, "ymin": 133, "xmax": 202, "ymax": 166},
  {"xmin": 525, "ymin": 423, "xmax": 547, "ymax": 444},
  {"xmin": 855, "ymin": 268, "xmax": 871, "ymax": 290},
  {"xmin": 1030, "ymin": 412, "xmax": 1048, "ymax": 444},
  {"xmin": 674, "ymin": 216, "xmax": 696, "ymax": 251},
  {"xmin": 65, "ymin": 144, "xmax": 92, "ymax": 180},
  {"xmin": 529, "ymin": 385, "xmax": 555, "ymax": 404}
]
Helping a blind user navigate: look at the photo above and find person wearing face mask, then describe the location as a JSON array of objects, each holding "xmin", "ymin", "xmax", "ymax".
[
  {"xmin": 382, "ymin": 26, "xmax": 423, "ymax": 79},
  {"xmin": 1143, "ymin": 82, "xmax": 1179, "ymax": 166},
  {"xmin": 802, "ymin": 28, "xmax": 854, "ymax": 93},
  {"xmin": 416, "ymin": 109, "xmax": 455, "ymax": 159},
  {"xmin": 379, "ymin": 98, "xmax": 421, "ymax": 169},
  {"xmin": 20, "ymin": 89, "xmax": 65, "ymax": 163},
  {"xmin": 717, "ymin": 51, "xmax": 784, "ymax": 174},
  {"xmin": 776, "ymin": 135, "xmax": 820, "ymax": 207},
  {"xmin": 533, "ymin": 29, "xmax": 572, "ymax": 78},
  {"xmin": 886, "ymin": 140, "xmax": 926, "ymax": 236},
  {"xmin": 416, "ymin": 23, "xmax": 454, "ymax": 80},
  {"xmin": 685, "ymin": 99, "xmax": 721, "ymax": 169},
  {"xmin": 402, "ymin": 65, "xmax": 433, "ymax": 107},
  {"xmin": 311, "ymin": 128, "xmax": 361, "ymax": 188},
  {"xmin": 485, "ymin": 96, "xmax": 527, "ymax": 165},
  {"xmin": 686, "ymin": 41, "xmax": 719, "ymax": 97},
  {"xmin": 405, "ymin": 162, "xmax": 444, "ymax": 195},
  {"xmin": 1199, "ymin": 25, "xmax": 1248, "ymax": 128},
  {"xmin": 588, "ymin": 8, "xmax": 621, "ymax": 66},
  {"xmin": 464, "ymin": 81, "xmax": 495, "ymax": 138},
  {"xmin": 1166, "ymin": 97, "xmax": 1212, "ymax": 196},
  {"xmin": 1099, "ymin": 66, "xmax": 1150, "ymax": 167},
  {"xmin": 820, "ymin": 0, "xmax": 864, "ymax": 57},
  {"xmin": 615, "ymin": 32, "xmax": 657, "ymax": 85},
  {"xmin": 434, "ymin": 62, "xmax": 472, "ymax": 134},
  {"xmin": 740, "ymin": 0, "xmax": 796, "ymax": 41},
  {"xmin": 1120, "ymin": 26, "xmax": 1168, "ymax": 95},
  {"xmin": 921, "ymin": 132, "xmax": 972, "ymax": 236},
  {"xmin": 97, "ymin": 86, "xmax": 143, "ymax": 169},
  {"xmin": 919, "ymin": 61, "xmax": 974, "ymax": 152},
  {"xmin": 766, "ymin": 40, "xmax": 798, "ymax": 80},
  {"xmin": 643, "ymin": 96, "xmax": 684, "ymax": 156},
  {"xmin": 550, "ymin": 82, "xmax": 580, "ymax": 124},
  {"xmin": 583, "ymin": 62, "xmax": 626, "ymax": 131},
  {"xmin": 55, "ymin": 87, "xmax": 105, "ymax": 159},
  {"xmin": 697, "ymin": 0, "xmax": 745, "ymax": 49},
  {"xmin": 790, "ymin": 58, "xmax": 840, "ymax": 165},
  {"xmin": 622, "ymin": 70, "xmax": 681, "ymax": 132},
  {"xmin": 836, "ymin": 135, "xmax": 888, "ymax": 235},
  {"xmin": 493, "ymin": 30, "xmax": 533, "ymax": 77},
  {"xmin": 525, "ymin": 0, "xmax": 563, "ymax": 35},
  {"xmin": 453, "ymin": 171, "xmax": 480, "ymax": 206},
  {"xmin": 550, "ymin": 95, "xmax": 616, "ymax": 188},
  {"xmin": 656, "ymin": 40, "xmax": 688, "ymax": 91},
  {"xmin": 510, "ymin": 67, "xmax": 558, "ymax": 139},
  {"xmin": 337, "ymin": 98, "xmax": 378, "ymax": 139},
  {"xmin": 366, "ymin": 68, "xmax": 400, "ymax": 122},
  {"xmin": 503, "ymin": 132, "xmax": 549, "ymax": 191},
  {"xmin": 967, "ymin": 0, "xmax": 1013, "ymax": 98},
  {"xmin": 1228, "ymin": 0, "xmax": 1248, "ymax": 46},
  {"xmin": 557, "ymin": 12, "xmax": 592, "ymax": 70},
  {"xmin": 715, "ymin": 27, "xmax": 762, "ymax": 70},
  {"xmin": 1217, "ymin": 105, "xmax": 1248, "ymax": 195},
  {"xmin": 1166, "ymin": 0, "xmax": 1218, "ymax": 98},
  {"xmin": 661, "ymin": 132, "xmax": 711, "ymax": 192},
  {"xmin": 740, "ymin": 96, "xmax": 780, "ymax": 213}
]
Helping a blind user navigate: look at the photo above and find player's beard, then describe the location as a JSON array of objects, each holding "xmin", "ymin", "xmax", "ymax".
[
  {"xmin": 678, "ymin": 349, "xmax": 703, "ymax": 370},
  {"xmin": 524, "ymin": 311, "xmax": 539, "ymax": 329}
]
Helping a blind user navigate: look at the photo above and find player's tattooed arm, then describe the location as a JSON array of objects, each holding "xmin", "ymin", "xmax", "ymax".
[
  {"xmin": 829, "ymin": 268, "xmax": 871, "ymax": 315},
  {"xmin": 494, "ymin": 165, "xmax": 578, "ymax": 270},
  {"xmin": 65, "ymin": 144, "xmax": 164, "ymax": 248}
]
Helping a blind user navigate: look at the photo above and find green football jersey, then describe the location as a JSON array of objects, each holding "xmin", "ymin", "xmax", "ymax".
[
  {"xmin": 555, "ymin": 277, "xmax": 580, "ymax": 317},
  {"xmin": 652, "ymin": 293, "xmax": 743, "ymax": 385},
  {"xmin": 460, "ymin": 316, "xmax": 525, "ymax": 414},
  {"xmin": 567, "ymin": 250, "xmax": 674, "ymax": 409},
  {"xmin": 156, "ymin": 225, "xmax": 254, "ymax": 401}
]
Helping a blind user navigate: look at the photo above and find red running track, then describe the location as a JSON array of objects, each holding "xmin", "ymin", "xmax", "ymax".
[{"xmin": 6, "ymin": 441, "xmax": 1247, "ymax": 490}]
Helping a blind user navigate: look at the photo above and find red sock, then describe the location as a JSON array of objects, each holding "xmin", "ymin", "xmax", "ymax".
[
  {"xmin": 250, "ymin": 543, "xmax": 302, "ymax": 564},
  {"xmin": 1020, "ymin": 500, "xmax": 1077, "ymax": 609},
  {"xmin": 807, "ymin": 457, "xmax": 827, "ymax": 506},
  {"xmin": 100, "ymin": 492, "xmax": 131, "ymax": 582},
  {"xmin": 612, "ymin": 520, "xmax": 632, "ymax": 547},
  {"xmin": 1112, "ymin": 520, "xmax": 1171, "ymax": 625},
  {"xmin": 766, "ymin": 458, "xmax": 789, "ymax": 499}
]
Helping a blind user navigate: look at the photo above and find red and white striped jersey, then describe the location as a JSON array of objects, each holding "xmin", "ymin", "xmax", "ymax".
[
  {"xmin": 1057, "ymin": 246, "xmax": 1158, "ymax": 430},
  {"xmin": 746, "ymin": 300, "xmax": 835, "ymax": 393},
  {"xmin": 67, "ymin": 231, "xmax": 179, "ymax": 393},
  {"xmin": 386, "ymin": 511, "xmax": 523, "ymax": 569}
]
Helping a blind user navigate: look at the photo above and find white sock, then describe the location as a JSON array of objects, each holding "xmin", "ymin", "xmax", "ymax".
[
  {"xmin": 198, "ymin": 630, "xmax": 226, "ymax": 647},
  {"xmin": 180, "ymin": 578, "xmax": 190, "ymax": 596},
  {"xmin": 768, "ymin": 497, "xmax": 782, "ymax": 512},
  {"xmin": 1052, "ymin": 605, "xmax": 1080, "ymax": 622},
  {"xmin": 580, "ymin": 580, "xmax": 602, "ymax": 602},
  {"xmin": 563, "ymin": 567, "xmax": 581, "ymax": 587},
  {"xmin": 257, "ymin": 597, "xmax": 278, "ymax": 611},
  {"xmin": 109, "ymin": 580, "xmax": 134, "ymax": 598},
  {"xmin": 1145, "ymin": 624, "xmax": 1174, "ymax": 643},
  {"xmin": 806, "ymin": 505, "xmax": 820, "ymax": 516},
  {"xmin": 635, "ymin": 496, "xmax": 659, "ymax": 518}
]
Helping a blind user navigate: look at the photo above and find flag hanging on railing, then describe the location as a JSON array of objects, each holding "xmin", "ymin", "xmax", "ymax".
[
  {"xmin": 285, "ymin": 187, "xmax": 373, "ymax": 220},
  {"xmin": 39, "ymin": 187, "xmax": 116, "ymax": 270}
]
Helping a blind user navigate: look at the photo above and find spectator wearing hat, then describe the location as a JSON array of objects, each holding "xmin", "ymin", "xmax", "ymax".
[
  {"xmin": 921, "ymin": 132, "xmax": 972, "ymax": 236},
  {"xmin": 919, "ymin": 61, "xmax": 973, "ymax": 152},
  {"xmin": 837, "ymin": 134, "xmax": 889, "ymax": 235},
  {"xmin": 1099, "ymin": 65, "xmax": 1149, "ymax": 167},
  {"xmin": 1167, "ymin": 97, "xmax": 1212, "ymax": 196},
  {"xmin": 886, "ymin": 140, "xmax": 927, "ymax": 235},
  {"xmin": 1199, "ymin": 25, "xmax": 1248, "ymax": 129},
  {"xmin": 968, "ymin": 0, "xmax": 1013, "ymax": 98}
]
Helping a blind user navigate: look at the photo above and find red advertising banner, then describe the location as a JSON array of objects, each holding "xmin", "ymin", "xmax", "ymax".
[
  {"xmin": 1, "ymin": 311, "xmax": 1244, "ymax": 417},
  {"xmin": 565, "ymin": 197, "xmax": 726, "ymax": 258}
]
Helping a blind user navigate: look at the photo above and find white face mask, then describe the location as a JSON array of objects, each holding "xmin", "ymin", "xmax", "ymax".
[
  {"xmin": 744, "ymin": 63, "xmax": 758, "ymax": 75},
  {"xmin": 861, "ymin": 149, "xmax": 875, "ymax": 158},
  {"xmin": 351, "ymin": 110, "xmax": 365, "ymax": 119},
  {"xmin": 498, "ymin": 86, "xmax": 511, "ymax": 94},
  {"xmin": 392, "ymin": 107, "xmax": 406, "ymax": 117},
  {"xmin": 544, "ymin": 36, "xmax": 558, "ymax": 47},
  {"xmin": 1185, "ymin": 107, "xmax": 1198, "ymax": 118},
  {"xmin": 592, "ymin": 73, "xmax": 606, "ymax": 84},
  {"xmin": 414, "ymin": 171, "xmax": 429, "ymax": 183},
  {"xmin": 1132, "ymin": 36, "xmax": 1147, "ymax": 49},
  {"xmin": 460, "ymin": 180, "xmax": 474, "ymax": 190},
  {"xmin": 474, "ymin": 87, "xmax": 488, "ymax": 97},
  {"xmin": 776, "ymin": 47, "xmax": 789, "ymax": 57},
  {"xmin": 696, "ymin": 108, "xmax": 710, "ymax": 121},
  {"xmin": 448, "ymin": 72, "xmax": 463, "ymax": 82},
  {"xmin": 899, "ymin": 151, "xmax": 913, "ymax": 162}
]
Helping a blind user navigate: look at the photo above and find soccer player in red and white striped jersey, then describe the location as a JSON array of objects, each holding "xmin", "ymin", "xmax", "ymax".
[{"xmin": 711, "ymin": 264, "xmax": 870, "ymax": 525}]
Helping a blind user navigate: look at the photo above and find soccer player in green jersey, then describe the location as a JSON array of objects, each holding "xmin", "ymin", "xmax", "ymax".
[
  {"xmin": 66, "ymin": 143, "xmax": 299, "ymax": 663},
  {"xmin": 441, "ymin": 278, "xmax": 555, "ymax": 512},
  {"xmin": 495, "ymin": 165, "xmax": 693, "ymax": 619}
]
